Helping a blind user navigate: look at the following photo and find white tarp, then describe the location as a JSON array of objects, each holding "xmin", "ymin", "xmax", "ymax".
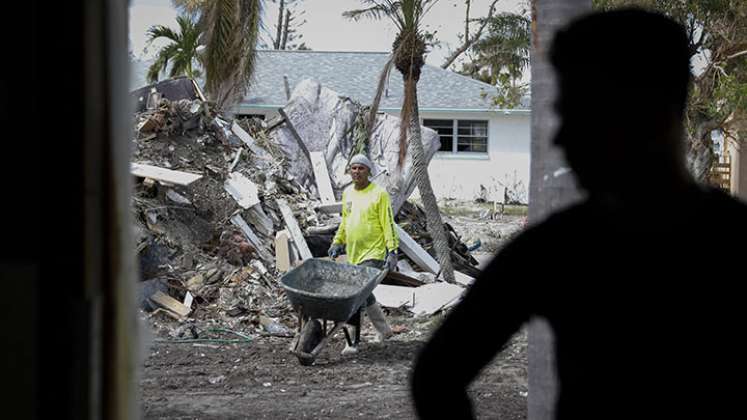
[{"xmin": 270, "ymin": 79, "xmax": 441, "ymax": 213}]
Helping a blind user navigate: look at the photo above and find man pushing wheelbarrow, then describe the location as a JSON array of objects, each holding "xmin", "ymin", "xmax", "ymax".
[
  {"xmin": 327, "ymin": 154, "xmax": 398, "ymax": 355},
  {"xmin": 280, "ymin": 154, "xmax": 399, "ymax": 365}
]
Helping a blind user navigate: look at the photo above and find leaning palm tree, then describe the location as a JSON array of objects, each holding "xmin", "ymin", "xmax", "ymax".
[
  {"xmin": 146, "ymin": 15, "xmax": 202, "ymax": 83},
  {"xmin": 200, "ymin": 0, "xmax": 262, "ymax": 112},
  {"xmin": 345, "ymin": 0, "xmax": 456, "ymax": 283}
]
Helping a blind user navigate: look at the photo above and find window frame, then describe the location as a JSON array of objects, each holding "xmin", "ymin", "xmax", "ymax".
[{"xmin": 423, "ymin": 118, "xmax": 489, "ymax": 155}]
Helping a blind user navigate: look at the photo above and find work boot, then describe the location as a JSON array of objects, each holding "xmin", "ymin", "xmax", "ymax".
[
  {"xmin": 341, "ymin": 343, "xmax": 358, "ymax": 355},
  {"xmin": 341, "ymin": 325, "xmax": 358, "ymax": 355},
  {"xmin": 366, "ymin": 303, "xmax": 393, "ymax": 343}
]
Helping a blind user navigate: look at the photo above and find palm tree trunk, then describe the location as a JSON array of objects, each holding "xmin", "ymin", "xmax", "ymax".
[
  {"xmin": 528, "ymin": 1, "xmax": 590, "ymax": 419},
  {"xmin": 407, "ymin": 78, "xmax": 456, "ymax": 283}
]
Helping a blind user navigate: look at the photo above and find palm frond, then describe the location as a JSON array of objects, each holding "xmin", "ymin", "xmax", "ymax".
[
  {"xmin": 171, "ymin": 0, "xmax": 207, "ymax": 15},
  {"xmin": 472, "ymin": 12, "xmax": 530, "ymax": 80},
  {"xmin": 203, "ymin": 0, "xmax": 262, "ymax": 110},
  {"xmin": 343, "ymin": 5, "xmax": 392, "ymax": 22},
  {"xmin": 366, "ymin": 55, "xmax": 395, "ymax": 141},
  {"xmin": 420, "ymin": 0, "xmax": 440, "ymax": 22},
  {"xmin": 238, "ymin": 0, "xmax": 262, "ymax": 89},
  {"xmin": 203, "ymin": 0, "xmax": 239, "ymax": 96},
  {"xmin": 169, "ymin": 51, "xmax": 192, "ymax": 78},
  {"xmin": 147, "ymin": 43, "xmax": 180, "ymax": 83},
  {"xmin": 146, "ymin": 25, "xmax": 181, "ymax": 44},
  {"xmin": 344, "ymin": 1, "xmax": 404, "ymax": 29}
]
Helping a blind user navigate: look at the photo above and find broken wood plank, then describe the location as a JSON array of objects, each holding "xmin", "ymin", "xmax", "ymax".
[
  {"xmin": 183, "ymin": 291, "xmax": 194, "ymax": 309},
  {"xmin": 137, "ymin": 115, "xmax": 162, "ymax": 133},
  {"xmin": 277, "ymin": 108, "xmax": 312, "ymax": 165},
  {"xmin": 310, "ymin": 151, "xmax": 336, "ymax": 204},
  {"xmin": 314, "ymin": 202, "xmax": 342, "ymax": 214},
  {"xmin": 230, "ymin": 214, "xmax": 272, "ymax": 261},
  {"xmin": 411, "ymin": 283, "xmax": 464, "ymax": 317},
  {"xmin": 265, "ymin": 115, "xmax": 285, "ymax": 131},
  {"xmin": 289, "ymin": 241, "xmax": 301, "ymax": 267},
  {"xmin": 245, "ymin": 205, "xmax": 274, "ymax": 237},
  {"xmin": 165, "ymin": 189, "xmax": 191, "ymax": 205},
  {"xmin": 231, "ymin": 121, "xmax": 268, "ymax": 157},
  {"xmin": 228, "ymin": 148, "xmax": 243, "ymax": 172},
  {"xmin": 306, "ymin": 224, "xmax": 340, "ymax": 235},
  {"xmin": 373, "ymin": 285, "xmax": 415, "ymax": 309},
  {"xmin": 395, "ymin": 225, "xmax": 440, "ymax": 275},
  {"xmin": 275, "ymin": 198, "xmax": 313, "ymax": 261},
  {"xmin": 275, "ymin": 230, "xmax": 291, "ymax": 273},
  {"xmin": 192, "ymin": 78, "xmax": 207, "ymax": 102},
  {"xmin": 142, "ymin": 177, "xmax": 157, "ymax": 191},
  {"xmin": 454, "ymin": 271, "xmax": 475, "ymax": 287},
  {"xmin": 131, "ymin": 163, "xmax": 202, "ymax": 186},
  {"xmin": 224, "ymin": 172, "xmax": 260, "ymax": 209},
  {"xmin": 150, "ymin": 291, "xmax": 191, "ymax": 318},
  {"xmin": 382, "ymin": 270, "xmax": 425, "ymax": 288}
]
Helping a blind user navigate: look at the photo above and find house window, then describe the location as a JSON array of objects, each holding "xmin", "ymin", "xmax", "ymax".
[
  {"xmin": 457, "ymin": 120, "xmax": 488, "ymax": 152},
  {"xmin": 422, "ymin": 119, "xmax": 454, "ymax": 152},
  {"xmin": 423, "ymin": 119, "xmax": 488, "ymax": 153}
]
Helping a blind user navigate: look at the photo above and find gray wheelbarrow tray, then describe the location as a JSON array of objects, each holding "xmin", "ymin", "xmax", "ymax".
[{"xmin": 280, "ymin": 258, "xmax": 388, "ymax": 365}]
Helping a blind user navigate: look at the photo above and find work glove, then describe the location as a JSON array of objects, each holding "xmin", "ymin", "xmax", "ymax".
[
  {"xmin": 328, "ymin": 243, "xmax": 345, "ymax": 259},
  {"xmin": 385, "ymin": 251, "xmax": 398, "ymax": 272}
]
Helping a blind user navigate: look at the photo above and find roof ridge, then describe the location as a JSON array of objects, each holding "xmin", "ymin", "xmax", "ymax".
[{"xmin": 422, "ymin": 62, "xmax": 495, "ymax": 91}]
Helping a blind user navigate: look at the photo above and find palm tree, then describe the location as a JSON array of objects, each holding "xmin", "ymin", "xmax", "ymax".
[
  {"xmin": 345, "ymin": 0, "xmax": 456, "ymax": 283},
  {"xmin": 200, "ymin": 0, "xmax": 262, "ymax": 112},
  {"xmin": 460, "ymin": 12, "xmax": 531, "ymax": 108},
  {"xmin": 171, "ymin": 0, "xmax": 205, "ymax": 15},
  {"xmin": 170, "ymin": 0, "xmax": 262, "ymax": 112},
  {"xmin": 528, "ymin": 2, "xmax": 590, "ymax": 419},
  {"xmin": 145, "ymin": 15, "xmax": 202, "ymax": 83}
]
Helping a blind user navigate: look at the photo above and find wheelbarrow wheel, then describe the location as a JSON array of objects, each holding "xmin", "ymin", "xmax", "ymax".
[{"xmin": 297, "ymin": 319, "xmax": 323, "ymax": 366}]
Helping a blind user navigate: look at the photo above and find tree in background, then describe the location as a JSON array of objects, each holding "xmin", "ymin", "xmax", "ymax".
[
  {"xmin": 440, "ymin": 0, "xmax": 501, "ymax": 69},
  {"xmin": 266, "ymin": 0, "xmax": 311, "ymax": 50},
  {"xmin": 595, "ymin": 0, "xmax": 747, "ymax": 182},
  {"xmin": 438, "ymin": 1, "xmax": 531, "ymax": 109},
  {"xmin": 459, "ymin": 11, "xmax": 530, "ymax": 108},
  {"xmin": 145, "ymin": 15, "xmax": 203, "ymax": 83},
  {"xmin": 345, "ymin": 0, "xmax": 457, "ymax": 283},
  {"xmin": 172, "ymin": 0, "xmax": 204, "ymax": 15},
  {"xmin": 171, "ymin": 0, "xmax": 263, "ymax": 112}
]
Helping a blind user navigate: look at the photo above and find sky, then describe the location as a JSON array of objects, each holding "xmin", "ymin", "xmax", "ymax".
[{"xmin": 129, "ymin": 0, "xmax": 528, "ymax": 68}]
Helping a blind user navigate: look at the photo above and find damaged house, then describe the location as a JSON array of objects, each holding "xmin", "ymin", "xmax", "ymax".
[{"xmin": 236, "ymin": 50, "xmax": 531, "ymax": 203}]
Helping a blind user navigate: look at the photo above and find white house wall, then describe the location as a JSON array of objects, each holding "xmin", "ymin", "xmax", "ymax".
[
  {"xmin": 389, "ymin": 110, "xmax": 531, "ymax": 203},
  {"xmin": 239, "ymin": 107, "xmax": 531, "ymax": 203}
]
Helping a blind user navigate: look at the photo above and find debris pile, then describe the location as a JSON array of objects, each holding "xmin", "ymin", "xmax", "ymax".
[{"xmin": 131, "ymin": 77, "xmax": 482, "ymax": 336}]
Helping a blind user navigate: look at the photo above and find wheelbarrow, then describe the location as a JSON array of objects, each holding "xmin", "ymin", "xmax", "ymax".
[{"xmin": 280, "ymin": 258, "xmax": 388, "ymax": 366}]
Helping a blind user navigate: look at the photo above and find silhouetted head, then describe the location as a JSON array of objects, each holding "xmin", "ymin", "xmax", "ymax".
[{"xmin": 550, "ymin": 9, "xmax": 693, "ymax": 199}]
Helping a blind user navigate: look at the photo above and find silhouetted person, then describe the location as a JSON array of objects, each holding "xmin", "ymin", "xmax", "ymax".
[{"xmin": 411, "ymin": 9, "xmax": 747, "ymax": 420}]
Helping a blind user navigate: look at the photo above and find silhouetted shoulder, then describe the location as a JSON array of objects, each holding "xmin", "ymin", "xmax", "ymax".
[
  {"xmin": 497, "ymin": 202, "xmax": 594, "ymax": 255},
  {"xmin": 698, "ymin": 187, "xmax": 747, "ymax": 215}
]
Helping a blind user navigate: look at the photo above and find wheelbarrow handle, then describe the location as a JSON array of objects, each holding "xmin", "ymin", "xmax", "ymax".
[{"xmin": 375, "ymin": 268, "xmax": 389, "ymax": 286}]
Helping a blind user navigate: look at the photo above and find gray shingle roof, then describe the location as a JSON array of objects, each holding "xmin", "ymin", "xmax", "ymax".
[{"xmin": 241, "ymin": 50, "xmax": 528, "ymax": 111}]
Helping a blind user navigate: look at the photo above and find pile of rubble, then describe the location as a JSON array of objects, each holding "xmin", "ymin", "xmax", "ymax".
[{"xmin": 131, "ymin": 77, "xmax": 482, "ymax": 338}]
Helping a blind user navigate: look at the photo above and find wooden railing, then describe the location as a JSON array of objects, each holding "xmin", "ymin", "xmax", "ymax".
[{"xmin": 708, "ymin": 161, "xmax": 731, "ymax": 191}]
